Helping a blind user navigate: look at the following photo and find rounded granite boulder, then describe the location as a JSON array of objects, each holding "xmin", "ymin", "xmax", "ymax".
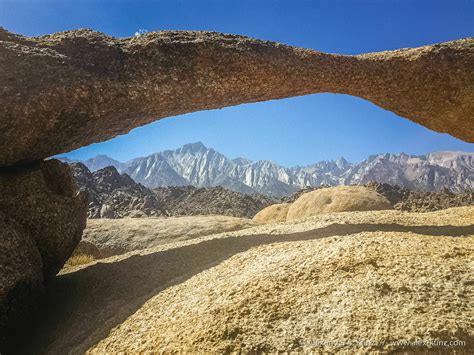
[
  {"xmin": 253, "ymin": 203, "xmax": 291, "ymax": 224},
  {"xmin": 287, "ymin": 186, "xmax": 393, "ymax": 221}
]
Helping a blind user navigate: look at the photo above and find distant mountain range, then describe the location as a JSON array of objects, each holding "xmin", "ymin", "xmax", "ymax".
[
  {"xmin": 70, "ymin": 163, "xmax": 273, "ymax": 218},
  {"xmin": 59, "ymin": 143, "xmax": 473, "ymax": 197}
]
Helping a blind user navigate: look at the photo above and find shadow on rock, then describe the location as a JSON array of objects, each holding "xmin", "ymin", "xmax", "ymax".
[{"xmin": 22, "ymin": 223, "xmax": 474, "ymax": 354}]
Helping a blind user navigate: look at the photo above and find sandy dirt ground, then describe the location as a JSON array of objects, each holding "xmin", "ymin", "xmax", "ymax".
[{"xmin": 21, "ymin": 207, "xmax": 473, "ymax": 354}]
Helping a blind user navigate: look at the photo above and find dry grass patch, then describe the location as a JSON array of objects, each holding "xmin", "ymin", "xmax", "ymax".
[{"xmin": 64, "ymin": 254, "xmax": 96, "ymax": 268}]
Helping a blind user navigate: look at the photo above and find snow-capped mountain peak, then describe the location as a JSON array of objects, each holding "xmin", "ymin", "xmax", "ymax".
[{"xmin": 60, "ymin": 146, "xmax": 473, "ymax": 197}]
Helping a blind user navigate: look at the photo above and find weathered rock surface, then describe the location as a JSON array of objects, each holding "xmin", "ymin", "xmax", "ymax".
[
  {"xmin": 0, "ymin": 212, "xmax": 44, "ymax": 351},
  {"xmin": 286, "ymin": 186, "xmax": 392, "ymax": 221},
  {"xmin": 0, "ymin": 160, "xmax": 87, "ymax": 279},
  {"xmin": 253, "ymin": 203, "xmax": 291, "ymax": 224},
  {"xmin": 82, "ymin": 215, "xmax": 257, "ymax": 257},
  {"xmin": 0, "ymin": 159, "xmax": 87, "ymax": 351},
  {"xmin": 94, "ymin": 229, "xmax": 474, "ymax": 353},
  {"xmin": 1, "ymin": 28, "xmax": 472, "ymax": 167},
  {"xmin": 20, "ymin": 207, "xmax": 472, "ymax": 353}
]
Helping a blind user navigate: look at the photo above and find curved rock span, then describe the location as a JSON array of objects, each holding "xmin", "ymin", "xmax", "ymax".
[{"xmin": 1, "ymin": 28, "xmax": 473, "ymax": 166}]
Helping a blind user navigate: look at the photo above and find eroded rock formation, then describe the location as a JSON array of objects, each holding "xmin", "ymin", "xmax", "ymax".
[
  {"xmin": 286, "ymin": 186, "xmax": 393, "ymax": 221},
  {"xmin": 0, "ymin": 28, "xmax": 473, "ymax": 167},
  {"xmin": 0, "ymin": 160, "xmax": 87, "ymax": 350},
  {"xmin": 0, "ymin": 160, "xmax": 87, "ymax": 279},
  {"xmin": 0, "ymin": 26, "xmax": 472, "ymax": 351},
  {"xmin": 0, "ymin": 212, "xmax": 43, "ymax": 349}
]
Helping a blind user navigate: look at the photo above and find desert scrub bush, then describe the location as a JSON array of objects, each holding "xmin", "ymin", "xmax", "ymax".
[{"xmin": 65, "ymin": 254, "xmax": 95, "ymax": 267}]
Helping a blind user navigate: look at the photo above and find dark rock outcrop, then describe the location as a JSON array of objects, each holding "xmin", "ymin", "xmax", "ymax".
[
  {"xmin": 70, "ymin": 163, "xmax": 167, "ymax": 218},
  {"xmin": 71, "ymin": 163, "xmax": 274, "ymax": 218},
  {"xmin": 0, "ymin": 160, "xmax": 87, "ymax": 279},
  {"xmin": 366, "ymin": 182, "xmax": 474, "ymax": 212},
  {"xmin": 0, "ymin": 212, "xmax": 44, "ymax": 350},
  {"xmin": 154, "ymin": 185, "xmax": 275, "ymax": 218},
  {"xmin": 284, "ymin": 182, "xmax": 473, "ymax": 213},
  {"xmin": 0, "ymin": 28, "xmax": 472, "ymax": 167},
  {"xmin": 0, "ymin": 159, "xmax": 87, "ymax": 351}
]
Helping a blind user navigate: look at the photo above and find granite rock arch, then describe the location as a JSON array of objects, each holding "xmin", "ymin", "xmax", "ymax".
[{"xmin": 0, "ymin": 28, "xmax": 473, "ymax": 168}]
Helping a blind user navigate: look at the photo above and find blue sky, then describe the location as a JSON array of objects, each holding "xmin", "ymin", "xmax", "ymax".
[{"xmin": 1, "ymin": 0, "xmax": 473, "ymax": 166}]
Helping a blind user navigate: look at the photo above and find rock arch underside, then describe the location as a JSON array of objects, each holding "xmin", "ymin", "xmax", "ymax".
[
  {"xmin": 0, "ymin": 28, "xmax": 473, "ymax": 167},
  {"xmin": 0, "ymin": 28, "xmax": 473, "ymax": 351}
]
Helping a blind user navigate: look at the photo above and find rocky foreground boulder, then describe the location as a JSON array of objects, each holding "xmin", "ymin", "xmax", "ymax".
[
  {"xmin": 286, "ymin": 186, "xmax": 393, "ymax": 221},
  {"xmin": 94, "ymin": 229, "xmax": 473, "ymax": 353},
  {"xmin": 0, "ymin": 160, "xmax": 87, "ymax": 279},
  {"xmin": 81, "ymin": 215, "xmax": 257, "ymax": 258},
  {"xmin": 70, "ymin": 163, "xmax": 167, "ymax": 218},
  {"xmin": 0, "ymin": 160, "xmax": 87, "ymax": 350},
  {"xmin": 0, "ymin": 212, "xmax": 43, "ymax": 349},
  {"xmin": 0, "ymin": 29, "xmax": 473, "ymax": 167}
]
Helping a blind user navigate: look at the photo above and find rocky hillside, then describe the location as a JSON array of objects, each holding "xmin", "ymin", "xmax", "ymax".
[
  {"xmin": 70, "ymin": 163, "xmax": 274, "ymax": 218},
  {"xmin": 284, "ymin": 182, "xmax": 474, "ymax": 213},
  {"xmin": 61, "ymin": 143, "xmax": 473, "ymax": 197},
  {"xmin": 70, "ymin": 162, "xmax": 472, "ymax": 219},
  {"xmin": 154, "ymin": 186, "xmax": 274, "ymax": 218},
  {"xmin": 70, "ymin": 163, "xmax": 166, "ymax": 218}
]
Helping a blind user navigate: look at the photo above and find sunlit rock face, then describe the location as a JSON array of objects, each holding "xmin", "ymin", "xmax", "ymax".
[{"xmin": 0, "ymin": 28, "xmax": 472, "ymax": 167}]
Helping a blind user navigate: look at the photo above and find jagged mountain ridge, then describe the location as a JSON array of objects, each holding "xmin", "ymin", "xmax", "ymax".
[
  {"xmin": 70, "ymin": 163, "xmax": 167, "ymax": 219},
  {"xmin": 70, "ymin": 163, "xmax": 274, "ymax": 218},
  {"xmin": 60, "ymin": 143, "xmax": 473, "ymax": 197}
]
